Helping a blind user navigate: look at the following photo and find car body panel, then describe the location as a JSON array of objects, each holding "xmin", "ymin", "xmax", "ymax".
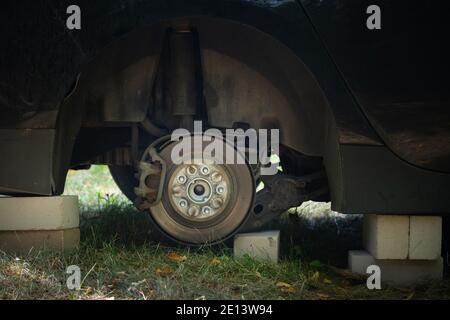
[{"xmin": 300, "ymin": 0, "xmax": 450, "ymax": 173}]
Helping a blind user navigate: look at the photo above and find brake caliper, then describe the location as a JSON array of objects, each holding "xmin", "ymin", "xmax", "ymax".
[{"xmin": 134, "ymin": 147, "xmax": 167, "ymax": 211}]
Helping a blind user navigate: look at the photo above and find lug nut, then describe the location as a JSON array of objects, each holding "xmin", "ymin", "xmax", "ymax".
[
  {"xmin": 177, "ymin": 175, "xmax": 187, "ymax": 184},
  {"xmin": 217, "ymin": 186, "xmax": 225, "ymax": 194}
]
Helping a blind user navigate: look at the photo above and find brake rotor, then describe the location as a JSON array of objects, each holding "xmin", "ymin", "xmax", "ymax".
[{"xmin": 136, "ymin": 134, "xmax": 255, "ymax": 245}]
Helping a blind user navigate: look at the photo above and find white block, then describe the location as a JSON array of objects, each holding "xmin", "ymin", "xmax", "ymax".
[
  {"xmin": 409, "ymin": 216, "xmax": 442, "ymax": 260},
  {"xmin": 348, "ymin": 250, "xmax": 375, "ymax": 274},
  {"xmin": 0, "ymin": 196, "xmax": 79, "ymax": 231},
  {"xmin": 379, "ymin": 258, "xmax": 444, "ymax": 286},
  {"xmin": 349, "ymin": 250, "xmax": 443, "ymax": 286},
  {"xmin": 234, "ymin": 230, "xmax": 280, "ymax": 262},
  {"xmin": 363, "ymin": 214, "xmax": 409, "ymax": 259}
]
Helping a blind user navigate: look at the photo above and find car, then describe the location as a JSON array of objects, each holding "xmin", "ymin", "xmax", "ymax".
[{"xmin": 1, "ymin": 0, "xmax": 449, "ymax": 245}]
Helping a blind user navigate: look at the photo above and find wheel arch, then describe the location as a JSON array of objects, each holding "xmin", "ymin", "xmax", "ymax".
[{"xmin": 54, "ymin": 6, "xmax": 381, "ymax": 208}]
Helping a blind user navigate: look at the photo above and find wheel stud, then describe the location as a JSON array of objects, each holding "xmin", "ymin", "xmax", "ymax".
[
  {"xmin": 201, "ymin": 166, "xmax": 210, "ymax": 175},
  {"xmin": 179, "ymin": 199, "xmax": 188, "ymax": 208},
  {"xmin": 202, "ymin": 206, "xmax": 212, "ymax": 215},
  {"xmin": 177, "ymin": 175, "xmax": 187, "ymax": 184}
]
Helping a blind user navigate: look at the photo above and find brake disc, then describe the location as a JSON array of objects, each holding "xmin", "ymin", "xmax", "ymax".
[{"xmin": 134, "ymin": 134, "xmax": 255, "ymax": 245}]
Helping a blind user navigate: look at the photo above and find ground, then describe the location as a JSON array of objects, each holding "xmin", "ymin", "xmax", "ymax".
[{"xmin": 0, "ymin": 166, "xmax": 449, "ymax": 300}]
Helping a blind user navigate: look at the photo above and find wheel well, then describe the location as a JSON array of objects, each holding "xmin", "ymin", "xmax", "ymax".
[
  {"xmin": 73, "ymin": 17, "xmax": 331, "ymax": 154},
  {"xmin": 59, "ymin": 16, "xmax": 334, "ymax": 197}
]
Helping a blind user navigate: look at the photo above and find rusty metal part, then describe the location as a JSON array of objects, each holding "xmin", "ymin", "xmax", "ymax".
[
  {"xmin": 167, "ymin": 29, "xmax": 198, "ymax": 122},
  {"xmin": 132, "ymin": 131, "xmax": 327, "ymax": 244},
  {"xmin": 240, "ymin": 171, "xmax": 328, "ymax": 232},
  {"xmin": 142, "ymin": 134, "xmax": 255, "ymax": 245},
  {"xmin": 134, "ymin": 138, "xmax": 169, "ymax": 210}
]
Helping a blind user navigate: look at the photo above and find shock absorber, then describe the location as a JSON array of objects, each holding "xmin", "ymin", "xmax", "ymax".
[{"xmin": 166, "ymin": 27, "xmax": 200, "ymax": 131}]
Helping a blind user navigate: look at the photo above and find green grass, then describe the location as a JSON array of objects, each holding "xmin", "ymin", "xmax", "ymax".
[{"xmin": 0, "ymin": 165, "xmax": 449, "ymax": 300}]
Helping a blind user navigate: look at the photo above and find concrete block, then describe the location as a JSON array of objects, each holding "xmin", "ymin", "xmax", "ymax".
[
  {"xmin": 409, "ymin": 216, "xmax": 442, "ymax": 260},
  {"xmin": 363, "ymin": 214, "xmax": 409, "ymax": 259},
  {"xmin": 348, "ymin": 250, "xmax": 375, "ymax": 275},
  {"xmin": 234, "ymin": 231, "xmax": 280, "ymax": 262},
  {"xmin": 379, "ymin": 258, "xmax": 444, "ymax": 286},
  {"xmin": 0, "ymin": 228, "xmax": 80, "ymax": 254},
  {"xmin": 0, "ymin": 196, "xmax": 79, "ymax": 231},
  {"xmin": 349, "ymin": 250, "xmax": 443, "ymax": 286}
]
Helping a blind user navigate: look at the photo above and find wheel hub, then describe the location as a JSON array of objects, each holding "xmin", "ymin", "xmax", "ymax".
[{"xmin": 169, "ymin": 163, "xmax": 231, "ymax": 221}]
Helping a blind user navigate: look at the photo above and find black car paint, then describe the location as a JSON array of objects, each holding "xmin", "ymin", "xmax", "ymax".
[{"xmin": 301, "ymin": 0, "xmax": 450, "ymax": 173}]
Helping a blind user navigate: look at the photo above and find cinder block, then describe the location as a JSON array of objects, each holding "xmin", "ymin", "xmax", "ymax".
[
  {"xmin": 0, "ymin": 196, "xmax": 79, "ymax": 231},
  {"xmin": 379, "ymin": 258, "xmax": 444, "ymax": 286},
  {"xmin": 349, "ymin": 250, "xmax": 443, "ymax": 286},
  {"xmin": 363, "ymin": 214, "xmax": 409, "ymax": 259},
  {"xmin": 348, "ymin": 250, "xmax": 375, "ymax": 274},
  {"xmin": 234, "ymin": 230, "xmax": 280, "ymax": 262},
  {"xmin": 409, "ymin": 216, "xmax": 442, "ymax": 260},
  {"xmin": 0, "ymin": 228, "xmax": 80, "ymax": 254}
]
